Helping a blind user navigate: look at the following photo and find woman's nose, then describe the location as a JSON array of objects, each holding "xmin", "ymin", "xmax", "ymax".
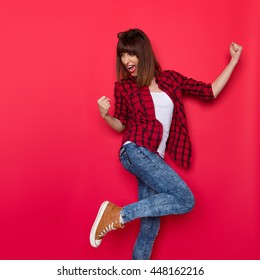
[{"xmin": 122, "ymin": 54, "xmax": 130, "ymax": 64}]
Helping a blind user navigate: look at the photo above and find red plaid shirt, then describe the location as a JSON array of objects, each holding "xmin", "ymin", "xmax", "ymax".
[{"xmin": 113, "ymin": 70, "xmax": 214, "ymax": 168}]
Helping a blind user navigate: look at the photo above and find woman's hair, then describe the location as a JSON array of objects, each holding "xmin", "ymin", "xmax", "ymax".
[{"xmin": 116, "ymin": 28, "xmax": 161, "ymax": 88}]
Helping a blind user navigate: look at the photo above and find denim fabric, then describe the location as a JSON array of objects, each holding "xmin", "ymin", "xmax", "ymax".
[{"xmin": 119, "ymin": 142, "xmax": 195, "ymax": 260}]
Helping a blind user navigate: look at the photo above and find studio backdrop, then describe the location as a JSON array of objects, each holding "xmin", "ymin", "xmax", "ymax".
[{"xmin": 0, "ymin": 0, "xmax": 259, "ymax": 259}]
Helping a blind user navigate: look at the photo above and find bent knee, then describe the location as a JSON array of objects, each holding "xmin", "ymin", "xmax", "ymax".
[{"xmin": 184, "ymin": 193, "xmax": 195, "ymax": 213}]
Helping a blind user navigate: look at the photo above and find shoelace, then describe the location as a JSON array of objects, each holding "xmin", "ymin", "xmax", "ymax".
[{"xmin": 98, "ymin": 222, "xmax": 118, "ymax": 238}]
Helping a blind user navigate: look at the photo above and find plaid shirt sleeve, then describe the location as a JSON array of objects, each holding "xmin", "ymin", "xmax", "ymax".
[
  {"xmin": 176, "ymin": 72, "xmax": 214, "ymax": 101},
  {"xmin": 113, "ymin": 82, "xmax": 129, "ymax": 126}
]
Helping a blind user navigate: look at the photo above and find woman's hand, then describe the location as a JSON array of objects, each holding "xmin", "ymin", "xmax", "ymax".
[
  {"xmin": 97, "ymin": 96, "xmax": 125, "ymax": 132},
  {"xmin": 97, "ymin": 96, "xmax": 111, "ymax": 118},
  {"xmin": 230, "ymin": 42, "xmax": 243, "ymax": 65},
  {"xmin": 212, "ymin": 42, "xmax": 243, "ymax": 98}
]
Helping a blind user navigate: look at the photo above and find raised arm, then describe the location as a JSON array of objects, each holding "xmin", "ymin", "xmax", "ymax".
[
  {"xmin": 97, "ymin": 96, "xmax": 125, "ymax": 133},
  {"xmin": 212, "ymin": 42, "xmax": 242, "ymax": 98}
]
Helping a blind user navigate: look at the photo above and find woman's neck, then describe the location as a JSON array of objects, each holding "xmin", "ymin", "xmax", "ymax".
[{"xmin": 148, "ymin": 78, "xmax": 163, "ymax": 92}]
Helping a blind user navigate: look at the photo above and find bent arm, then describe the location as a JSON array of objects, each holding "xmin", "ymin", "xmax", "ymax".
[
  {"xmin": 212, "ymin": 42, "xmax": 242, "ymax": 98},
  {"xmin": 97, "ymin": 96, "xmax": 125, "ymax": 133},
  {"xmin": 103, "ymin": 114, "xmax": 125, "ymax": 133}
]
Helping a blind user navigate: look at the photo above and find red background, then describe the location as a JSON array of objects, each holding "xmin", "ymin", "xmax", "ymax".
[{"xmin": 0, "ymin": 0, "xmax": 259, "ymax": 260}]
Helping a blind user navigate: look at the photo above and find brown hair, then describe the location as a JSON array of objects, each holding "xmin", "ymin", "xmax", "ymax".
[{"xmin": 116, "ymin": 28, "xmax": 161, "ymax": 88}]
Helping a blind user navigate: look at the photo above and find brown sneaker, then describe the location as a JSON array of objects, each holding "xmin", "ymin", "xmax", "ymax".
[{"xmin": 90, "ymin": 201, "xmax": 124, "ymax": 247}]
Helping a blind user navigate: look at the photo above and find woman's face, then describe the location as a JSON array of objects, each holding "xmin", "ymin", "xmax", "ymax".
[{"xmin": 121, "ymin": 52, "xmax": 138, "ymax": 76}]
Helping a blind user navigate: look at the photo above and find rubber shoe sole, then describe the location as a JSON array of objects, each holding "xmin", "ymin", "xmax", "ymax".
[{"xmin": 89, "ymin": 201, "xmax": 109, "ymax": 247}]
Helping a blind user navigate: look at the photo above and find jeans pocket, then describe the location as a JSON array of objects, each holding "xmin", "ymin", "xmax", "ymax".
[{"xmin": 119, "ymin": 146, "xmax": 132, "ymax": 169}]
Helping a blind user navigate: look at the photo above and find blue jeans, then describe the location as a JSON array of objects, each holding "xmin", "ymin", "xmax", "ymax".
[{"xmin": 119, "ymin": 142, "xmax": 195, "ymax": 260}]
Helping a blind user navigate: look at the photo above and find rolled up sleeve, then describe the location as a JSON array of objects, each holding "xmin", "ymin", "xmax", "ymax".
[{"xmin": 179, "ymin": 72, "xmax": 214, "ymax": 101}]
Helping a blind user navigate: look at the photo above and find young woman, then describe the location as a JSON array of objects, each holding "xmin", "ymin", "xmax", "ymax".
[{"xmin": 90, "ymin": 28, "xmax": 242, "ymax": 259}]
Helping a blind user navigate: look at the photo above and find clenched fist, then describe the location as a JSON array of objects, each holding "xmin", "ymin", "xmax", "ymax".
[
  {"xmin": 230, "ymin": 42, "xmax": 242, "ymax": 64},
  {"xmin": 97, "ymin": 96, "xmax": 111, "ymax": 118}
]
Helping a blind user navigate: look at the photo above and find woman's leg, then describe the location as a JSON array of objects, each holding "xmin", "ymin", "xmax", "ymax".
[
  {"xmin": 120, "ymin": 143, "xmax": 195, "ymax": 223},
  {"xmin": 90, "ymin": 142, "xmax": 194, "ymax": 249},
  {"xmin": 132, "ymin": 178, "xmax": 160, "ymax": 260}
]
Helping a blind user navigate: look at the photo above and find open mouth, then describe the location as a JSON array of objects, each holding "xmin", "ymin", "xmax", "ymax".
[{"xmin": 127, "ymin": 64, "xmax": 136, "ymax": 74}]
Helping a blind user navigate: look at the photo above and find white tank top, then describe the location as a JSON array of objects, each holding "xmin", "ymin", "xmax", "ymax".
[{"xmin": 150, "ymin": 91, "xmax": 174, "ymax": 158}]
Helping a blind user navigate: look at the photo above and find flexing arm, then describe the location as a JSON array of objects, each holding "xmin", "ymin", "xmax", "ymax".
[
  {"xmin": 97, "ymin": 96, "xmax": 125, "ymax": 133},
  {"xmin": 212, "ymin": 42, "xmax": 243, "ymax": 98}
]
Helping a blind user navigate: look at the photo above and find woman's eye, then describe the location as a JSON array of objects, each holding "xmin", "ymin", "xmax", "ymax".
[{"xmin": 121, "ymin": 52, "xmax": 135, "ymax": 57}]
